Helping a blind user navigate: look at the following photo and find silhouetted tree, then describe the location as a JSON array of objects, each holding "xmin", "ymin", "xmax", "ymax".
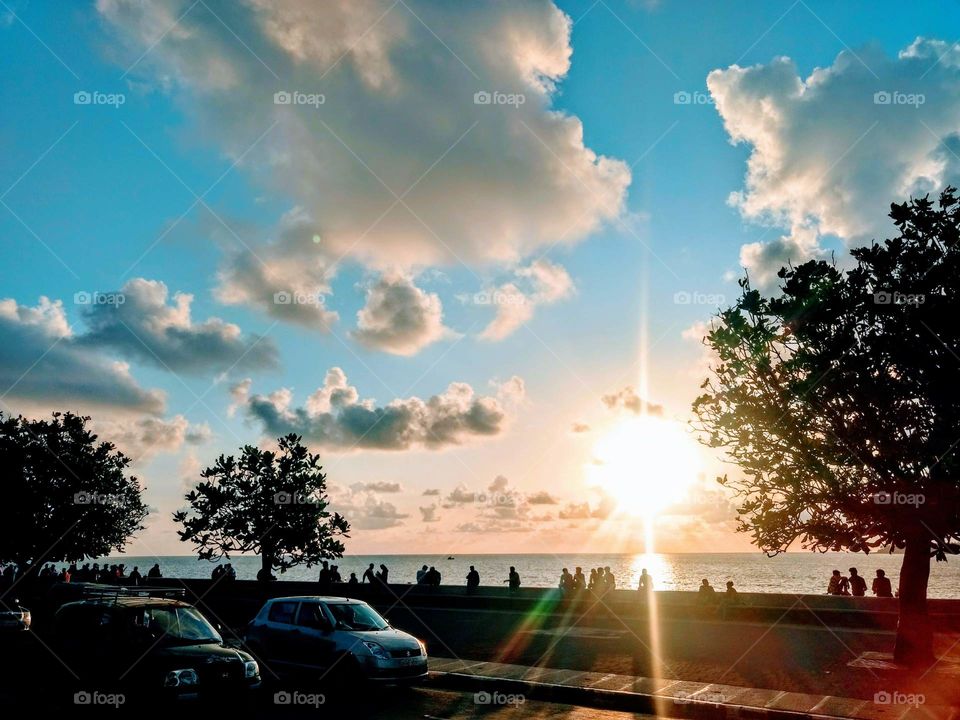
[
  {"xmin": 174, "ymin": 434, "xmax": 349, "ymax": 578},
  {"xmin": 0, "ymin": 412, "xmax": 148, "ymax": 578},
  {"xmin": 694, "ymin": 188, "xmax": 960, "ymax": 666}
]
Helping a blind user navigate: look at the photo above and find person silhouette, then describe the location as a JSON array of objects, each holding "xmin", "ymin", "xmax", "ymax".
[
  {"xmin": 362, "ymin": 563, "xmax": 376, "ymax": 584},
  {"xmin": 848, "ymin": 567, "xmax": 867, "ymax": 597},
  {"xmin": 698, "ymin": 578, "xmax": 716, "ymax": 602},
  {"xmin": 129, "ymin": 566, "xmax": 142, "ymax": 586},
  {"xmin": 638, "ymin": 568, "xmax": 653, "ymax": 595},
  {"xmin": 573, "ymin": 567, "xmax": 585, "ymax": 591},
  {"xmin": 417, "ymin": 564, "xmax": 429, "ymax": 584},
  {"xmin": 505, "ymin": 566, "xmax": 520, "ymax": 592},
  {"xmin": 348, "ymin": 572, "xmax": 359, "ymax": 586},
  {"xmin": 466, "ymin": 565, "xmax": 480, "ymax": 594},
  {"xmin": 147, "ymin": 563, "xmax": 162, "ymax": 579},
  {"xmin": 827, "ymin": 570, "xmax": 849, "ymax": 595},
  {"xmin": 872, "ymin": 569, "xmax": 893, "ymax": 597},
  {"xmin": 559, "ymin": 568, "xmax": 574, "ymax": 592}
]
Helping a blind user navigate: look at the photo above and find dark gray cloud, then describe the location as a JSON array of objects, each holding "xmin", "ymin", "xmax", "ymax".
[
  {"xmin": 527, "ymin": 491, "xmax": 557, "ymax": 505},
  {"xmin": 233, "ymin": 368, "xmax": 521, "ymax": 451},
  {"xmin": 79, "ymin": 278, "xmax": 278, "ymax": 374},
  {"xmin": 419, "ymin": 505, "xmax": 440, "ymax": 523},
  {"xmin": 0, "ymin": 297, "xmax": 164, "ymax": 414},
  {"xmin": 351, "ymin": 481, "xmax": 402, "ymax": 493}
]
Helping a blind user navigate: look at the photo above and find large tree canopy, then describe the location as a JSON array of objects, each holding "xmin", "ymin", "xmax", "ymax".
[
  {"xmin": 693, "ymin": 188, "xmax": 960, "ymax": 665},
  {"xmin": 0, "ymin": 412, "xmax": 148, "ymax": 572},
  {"xmin": 174, "ymin": 434, "xmax": 349, "ymax": 577}
]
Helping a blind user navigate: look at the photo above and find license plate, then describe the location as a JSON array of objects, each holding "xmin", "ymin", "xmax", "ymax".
[{"xmin": 396, "ymin": 657, "xmax": 423, "ymax": 667}]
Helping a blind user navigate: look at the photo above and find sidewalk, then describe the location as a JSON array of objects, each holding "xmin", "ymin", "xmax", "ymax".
[{"xmin": 427, "ymin": 656, "xmax": 958, "ymax": 720}]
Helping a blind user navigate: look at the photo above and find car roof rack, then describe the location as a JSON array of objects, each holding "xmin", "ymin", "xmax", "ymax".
[{"xmin": 77, "ymin": 583, "xmax": 186, "ymax": 601}]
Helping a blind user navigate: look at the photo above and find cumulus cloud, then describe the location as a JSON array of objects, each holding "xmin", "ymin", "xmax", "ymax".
[
  {"xmin": 527, "ymin": 491, "xmax": 558, "ymax": 505},
  {"xmin": 0, "ymin": 297, "xmax": 164, "ymax": 414},
  {"xmin": 80, "ymin": 278, "xmax": 278, "ymax": 373},
  {"xmin": 571, "ymin": 422, "xmax": 590, "ymax": 433},
  {"xmin": 601, "ymin": 387, "xmax": 663, "ymax": 416},
  {"xmin": 419, "ymin": 504, "xmax": 440, "ymax": 522},
  {"xmin": 709, "ymin": 38, "xmax": 960, "ymax": 286},
  {"xmin": 478, "ymin": 259, "xmax": 575, "ymax": 341},
  {"xmin": 351, "ymin": 481, "xmax": 402, "ymax": 493},
  {"xmin": 335, "ymin": 493, "xmax": 409, "ymax": 530},
  {"xmin": 233, "ymin": 367, "xmax": 521, "ymax": 451},
  {"xmin": 352, "ymin": 273, "xmax": 455, "ymax": 355},
  {"xmin": 99, "ymin": 0, "xmax": 628, "ymax": 333},
  {"xmin": 422, "ymin": 488, "xmax": 440, "ymax": 496},
  {"xmin": 96, "ymin": 415, "xmax": 212, "ymax": 463}
]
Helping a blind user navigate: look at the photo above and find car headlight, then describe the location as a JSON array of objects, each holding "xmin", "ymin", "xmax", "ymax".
[
  {"xmin": 244, "ymin": 660, "xmax": 259, "ymax": 679},
  {"xmin": 163, "ymin": 668, "xmax": 199, "ymax": 688},
  {"xmin": 362, "ymin": 641, "xmax": 389, "ymax": 658}
]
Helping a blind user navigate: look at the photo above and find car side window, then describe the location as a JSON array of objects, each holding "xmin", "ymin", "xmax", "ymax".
[
  {"xmin": 267, "ymin": 601, "xmax": 299, "ymax": 624},
  {"xmin": 295, "ymin": 603, "xmax": 328, "ymax": 629}
]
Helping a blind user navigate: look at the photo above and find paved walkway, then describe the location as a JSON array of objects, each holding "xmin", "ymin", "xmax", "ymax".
[{"xmin": 428, "ymin": 656, "xmax": 958, "ymax": 720}]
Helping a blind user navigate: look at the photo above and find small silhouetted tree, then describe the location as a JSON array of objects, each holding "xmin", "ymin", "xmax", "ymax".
[
  {"xmin": 0, "ymin": 412, "xmax": 148, "ymax": 578},
  {"xmin": 693, "ymin": 189, "xmax": 960, "ymax": 666},
  {"xmin": 174, "ymin": 434, "xmax": 349, "ymax": 578}
]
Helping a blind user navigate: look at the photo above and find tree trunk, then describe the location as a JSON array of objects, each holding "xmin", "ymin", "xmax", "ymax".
[{"xmin": 893, "ymin": 534, "xmax": 934, "ymax": 666}]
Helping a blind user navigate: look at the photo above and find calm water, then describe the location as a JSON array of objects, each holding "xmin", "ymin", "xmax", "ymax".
[{"xmin": 91, "ymin": 553, "xmax": 960, "ymax": 598}]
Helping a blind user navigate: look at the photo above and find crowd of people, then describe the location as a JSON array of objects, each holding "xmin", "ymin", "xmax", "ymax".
[
  {"xmin": 1, "ymin": 562, "xmax": 164, "ymax": 587},
  {"xmin": 827, "ymin": 567, "xmax": 893, "ymax": 597}
]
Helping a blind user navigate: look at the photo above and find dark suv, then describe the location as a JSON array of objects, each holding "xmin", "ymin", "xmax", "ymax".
[{"xmin": 52, "ymin": 587, "xmax": 260, "ymax": 702}]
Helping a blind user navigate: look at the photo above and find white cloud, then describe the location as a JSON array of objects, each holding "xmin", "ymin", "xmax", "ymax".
[
  {"xmin": 709, "ymin": 38, "xmax": 960, "ymax": 286},
  {"xmin": 601, "ymin": 386, "xmax": 663, "ymax": 416},
  {"xmin": 0, "ymin": 297, "xmax": 164, "ymax": 415},
  {"xmin": 96, "ymin": 415, "xmax": 212, "ymax": 463},
  {"xmin": 234, "ymin": 367, "xmax": 520, "ymax": 451},
  {"xmin": 478, "ymin": 259, "xmax": 575, "ymax": 341},
  {"xmin": 352, "ymin": 272, "xmax": 455, "ymax": 355},
  {"xmin": 80, "ymin": 278, "xmax": 278, "ymax": 373},
  {"xmin": 99, "ymin": 0, "xmax": 629, "ymax": 343}
]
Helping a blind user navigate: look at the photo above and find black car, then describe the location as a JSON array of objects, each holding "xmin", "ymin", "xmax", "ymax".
[{"xmin": 52, "ymin": 587, "xmax": 260, "ymax": 703}]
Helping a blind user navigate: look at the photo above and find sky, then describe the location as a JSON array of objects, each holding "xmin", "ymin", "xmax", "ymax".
[{"xmin": 2, "ymin": 0, "xmax": 959, "ymax": 556}]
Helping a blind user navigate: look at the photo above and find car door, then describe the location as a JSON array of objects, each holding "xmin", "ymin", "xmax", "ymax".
[
  {"xmin": 261, "ymin": 600, "xmax": 300, "ymax": 668},
  {"xmin": 289, "ymin": 602, "xmax": 337, "ymax": 673}
]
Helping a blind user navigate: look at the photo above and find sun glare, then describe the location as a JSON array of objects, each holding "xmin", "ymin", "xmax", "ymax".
[{"xmin": 588, "ymin": 416, "xmax": 701, "ymax": 520}]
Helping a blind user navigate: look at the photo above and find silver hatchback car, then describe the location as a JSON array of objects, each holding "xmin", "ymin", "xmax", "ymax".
[{"xmin": 245, "ymin": 596, "xmax": 427, "ymax": 684}]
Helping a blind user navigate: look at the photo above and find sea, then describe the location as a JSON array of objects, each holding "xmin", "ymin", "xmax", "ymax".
[{"xmin": 88, "ymin": 553, "xmax": 960, "ymax": 598}]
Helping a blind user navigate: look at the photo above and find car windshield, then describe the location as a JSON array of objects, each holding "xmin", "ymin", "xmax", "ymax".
[
  {"xmin": 325, "ymin": 603, "xmax": 388, "ymax": 631},
  {"xmin": 128, "ymin": 606, "xmax": 221, "ymax": 645}
]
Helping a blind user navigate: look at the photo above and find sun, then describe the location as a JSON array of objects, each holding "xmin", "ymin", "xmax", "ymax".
[{"xmin": 588, "ymin": 415, "xmax": 701, "ymax": 520}]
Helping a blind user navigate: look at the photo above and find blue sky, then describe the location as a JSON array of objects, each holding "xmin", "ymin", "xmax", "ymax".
[{"xmin": 2, "ymin": 0, "xmax": 957, "ymax": 555}]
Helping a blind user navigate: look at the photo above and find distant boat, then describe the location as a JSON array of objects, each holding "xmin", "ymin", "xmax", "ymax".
[{"xmin": 447, "ymin": 556, "xmax": 455, "ymax": 560}]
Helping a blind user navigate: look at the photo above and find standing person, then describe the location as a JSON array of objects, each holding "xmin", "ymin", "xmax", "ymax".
[
  {"xmin": 416, "ymin": 564, "xmax": 429, "ymax": 584},
  {"xmin": 376, "ymin": 563, "xmax": 389, "ymax": 586},
  {"xmin": 147, "ymin": 563, "xmax": 162, "ymax": 579},
  {"xmin": 318, "ymin": 560, "xmax": 331, "ymax": 588},
  {"xmin": 638, "ymin": 568, "xmax": 653, "ymax": 595},
  {"xmin": 872, "ymin": 569, "xmax": 893, "ymax": 597},
  {"xmin": 603, "ymin": 567, "xmax": 616, "ymax": 593},
  {"xmin": 362, "ymin": 563, "xmax": 376, "ymax": 584},
  {"xmin": 466, "ymin": 565, "xmax": 480, "ymax": 594},
  {"xmin": 848, "ymin": 567, "xmax": 867, "ymax": 597},
  {"xmin": 128, "ymin": 566, "xmax": 142, "ymax": 586},
  {"xmin": 573, "ymin": 567, "xmax": 585, "ymax": 591},
  {"xmin": 505, "ymin": 566, "xmax": 521, "ymax": 593},
  {"xmin": 587, "ymin": 568, "xmax": 598, "ymax": 591},
  {"xmin": 559, "ymin": 568, "xmax": 574, "ymax": 592}
]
